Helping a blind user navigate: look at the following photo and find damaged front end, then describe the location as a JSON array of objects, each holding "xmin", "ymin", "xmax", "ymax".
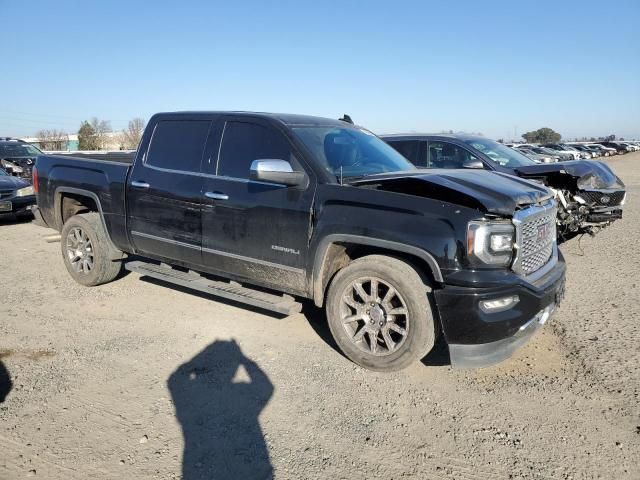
[{"xmin": 515, "ymin": 161, "xmax": 625, "ymax": 242}]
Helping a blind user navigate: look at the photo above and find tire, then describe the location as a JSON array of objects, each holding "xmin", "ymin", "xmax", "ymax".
[
  {"xmin": 325, "ymin": 255, "xmax": 436, "ymax": 372},
  {"xmin": 60, "ymin": 212, "xmax": 122, "ymax": 286}
]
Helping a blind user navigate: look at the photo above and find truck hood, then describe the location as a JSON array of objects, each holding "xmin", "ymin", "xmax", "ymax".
[
  {"xmin": 349, "ymin": 170, "xmax": 552, "ymax": 216},
  {"xmin": 514, "ymin": 160, "xmax": 625, "ymax": 190}
]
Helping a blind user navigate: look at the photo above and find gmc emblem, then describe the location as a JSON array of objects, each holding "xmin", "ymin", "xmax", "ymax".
[{"xmin": 536, "ymin": 223, "xmax": 551, "ymax": 242}]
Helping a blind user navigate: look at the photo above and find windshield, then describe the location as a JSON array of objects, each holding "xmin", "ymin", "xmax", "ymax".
[
  {"xmin": 292, "ymin": 126, "xmax": 415, "ymax": 179},
  {"xmin": 0, "ymin": 167, "xmax": 7, "ymax": 176},
  {"xmin": 0, "ymin": 143, "xmax": 42, "ymax": 158},
  {"xmin": 462, "ymin": 137, "xmax": 536, "ymax": 167}
]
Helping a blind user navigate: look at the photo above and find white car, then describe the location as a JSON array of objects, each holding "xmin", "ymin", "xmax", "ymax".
[
  {"xmin": 542, "ymin": 144, "xmax": 581, "ymax": 160},
  {"xmin": 620, "ymin": 142, "xmax": 639, "ymax": 152},
  {"xmin": 567, "ymin": 144, "xmax": 598, "ymax": 158},
  {"xmin": 589, "ymin": 144, "xmax": 617, "ymax": 156}
]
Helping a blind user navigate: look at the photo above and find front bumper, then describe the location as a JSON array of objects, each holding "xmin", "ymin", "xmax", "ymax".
[
  {"xmin": 0, "ymin": 195, "xmax": 36, "ymax": 217},
  {"xmin": 434, "ymin": 255, "xmax": 566, "ymax": 368}
]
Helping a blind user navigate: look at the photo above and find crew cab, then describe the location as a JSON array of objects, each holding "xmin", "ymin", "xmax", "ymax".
[
  {"xmin": 383, "ymin": 134, "xmax": 625, "ymax": 241},
  {"xmin": 33, "ymin": 112, "xmax": 566, "ymax": 370}
]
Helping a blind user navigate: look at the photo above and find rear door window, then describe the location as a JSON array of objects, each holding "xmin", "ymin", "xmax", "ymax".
[
  {"xmin": 146, "ymin": 120, "xmax": 211, "ymax": 173},
  {"xmin": 217, "ymin": 121, "xmax": 292, "ymax": 179},
  {"xmin": 388, "ymin": 140, "xmax": 421, "ymax": 166}
]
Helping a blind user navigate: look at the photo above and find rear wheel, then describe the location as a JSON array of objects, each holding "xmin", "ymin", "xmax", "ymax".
[
  {"xmin": 326, "ymin": 255, "xmax": 436, "ymax": 372},
  {"xmin": 61, "ymin": 212, "xmax": 122, "ymax": 286}
]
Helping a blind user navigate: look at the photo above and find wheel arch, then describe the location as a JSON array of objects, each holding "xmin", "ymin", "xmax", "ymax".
[
  {"xmin": 55, "ymin": 187, "xmax": 122, "ymax": 258},
  {"xmin": 312, "ymin": 234, "xmax": 443, "ymax": 307}
]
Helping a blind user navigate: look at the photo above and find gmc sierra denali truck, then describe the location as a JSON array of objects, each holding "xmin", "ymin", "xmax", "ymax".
[
  {"xmin": 32, "ymin": 112, "xmax": 566, "ymax": 371},
  {"xmin": 383, "ymin": 134, "xmax": 625, "ymax": 241}
]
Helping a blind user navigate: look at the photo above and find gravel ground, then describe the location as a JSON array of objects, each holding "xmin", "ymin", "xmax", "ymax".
[{"xmin": 1, "ymin": 153, "xmax": 638, "ymax": 479}]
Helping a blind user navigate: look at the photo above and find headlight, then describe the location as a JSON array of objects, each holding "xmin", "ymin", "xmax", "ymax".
[
  {"xmin": 467, "ymin": 220, "xmax": 515, "ymax": 266},
  {"xmin": 16, "ymin": 186, "xmax": 34, "ymax": 197}
]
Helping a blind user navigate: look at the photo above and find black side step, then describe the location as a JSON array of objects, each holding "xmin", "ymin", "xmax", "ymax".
[{"xmin": 125, "ymin": 260, "xmax": 302, "ymax": 316}]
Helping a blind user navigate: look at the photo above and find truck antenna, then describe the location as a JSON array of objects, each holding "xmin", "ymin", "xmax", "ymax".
[{"xmin": 339, "ymin": 114, "xmax": 354, "ymax": 125}]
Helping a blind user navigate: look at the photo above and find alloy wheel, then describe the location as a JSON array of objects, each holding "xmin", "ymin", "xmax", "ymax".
[
  {"xmin": 65, "ymin": 227, "xmax": 94, "ymax": 274},
  {"xmin": 340, "ymin": 277, "xmax": 409, "ymax": 356}
]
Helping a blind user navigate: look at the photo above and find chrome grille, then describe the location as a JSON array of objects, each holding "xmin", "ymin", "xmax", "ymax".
[
  {"xmin": 577, "ymin": 190, "xmax": 625, "ymax": 207},
  {"xmin": 513, "ymin": 201, "xmax": 557, "ymax": 277},
  {"xmin": 0, "ymin": 189, "xmax": 14, "ymax": 200}
]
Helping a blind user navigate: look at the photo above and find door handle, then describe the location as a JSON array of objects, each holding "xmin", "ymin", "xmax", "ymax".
[
  {"xmin": 131, "ymin": 180, "xmax": 150, "ymax": 189},
  {"xmin": 205, "ymin": 191, "xmax": 229, "ymax": 201}
]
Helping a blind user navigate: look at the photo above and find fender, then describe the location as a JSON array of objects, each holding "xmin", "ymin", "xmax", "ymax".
[
  {"xmin": 54, "ymin": 186, "xmax": 123, "ymax": 259},
  {"xmin": 312, "ymin": 233, "xmax": 443, "ymax": 306}
]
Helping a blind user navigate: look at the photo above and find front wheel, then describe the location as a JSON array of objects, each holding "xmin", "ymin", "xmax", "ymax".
[
  {"xmin": 61, "ymin": 212, "xmax": 122, "ymax": 286},
  {"xmin": 326, "ymin": 255, "xmax": 436, "ymax": 372}
]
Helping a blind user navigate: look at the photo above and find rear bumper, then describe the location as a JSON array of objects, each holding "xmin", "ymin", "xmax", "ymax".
[
  {"xmin": 434, "ymin": 256, "xmax": 566, "ymax": 368},
  {"xmin": 31, "ymin": 205, "xmax": 49, "ymax": 227}
]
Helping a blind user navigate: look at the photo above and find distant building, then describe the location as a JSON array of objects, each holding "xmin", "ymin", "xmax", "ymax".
[{"xmin": 22, "ymin": 132, "xmax": 123, "ymax": 152}]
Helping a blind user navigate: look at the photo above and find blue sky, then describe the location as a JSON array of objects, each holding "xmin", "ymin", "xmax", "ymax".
[{"xmin": 1, "ymin": 0, "xmax": 638, "ymax": 140}]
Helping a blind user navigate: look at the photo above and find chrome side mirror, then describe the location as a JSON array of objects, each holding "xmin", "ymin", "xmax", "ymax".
[
  {"xmin": 249, "ymin": 159, "xmax": 307, "ymax": 186},
  {"xmin": 462, "ymin": 159, "xmax": 484, "ymax": 169}
]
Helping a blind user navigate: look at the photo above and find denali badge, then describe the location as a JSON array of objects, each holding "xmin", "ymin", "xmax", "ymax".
[
  {"xmin": 600, "ymin": 195, "xmax": 610, "ymax": 204},
  {"xmin": 536, "ymin": 223, "xmax": 551, "ymax": 242},
  {"xmin": 272, "ymin": 245, "xmax": 300, "ymax": 255}
]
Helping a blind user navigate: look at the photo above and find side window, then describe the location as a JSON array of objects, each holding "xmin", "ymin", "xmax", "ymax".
[
  {"xmin": 388, "ymin": 140, "xmax": 421, "ymax": 166},
  {"xmin": 218, "ymin": 121, "xmax": 292, "ymax": 179},
  {"xmin": 146, "ymin": 120, "xmax": 210, "ymax": 173},
  {"xmin": 427, "ymin": 141, "xmax": 477, "ymax": 169}
]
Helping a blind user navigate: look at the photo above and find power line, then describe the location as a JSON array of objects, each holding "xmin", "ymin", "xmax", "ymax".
[{"xmin": 0, "ymin": 109, "xmax": 132, "ymax": 123}]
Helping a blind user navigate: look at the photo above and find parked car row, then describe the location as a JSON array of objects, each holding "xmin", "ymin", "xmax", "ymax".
[{"xmin": 511, "ymin": 141, "xmax": 638, "ymax": 163}]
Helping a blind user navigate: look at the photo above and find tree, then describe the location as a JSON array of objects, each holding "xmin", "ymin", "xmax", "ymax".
[
  {"xmin": 78, "ymin": 121, "xmax": 98, "ymax": 150},
  {"xmin": 521, "ymin": 127, "xmax": 561, "ymax": 144},
  {"xmin": 119, "ymin": 117, "xmax": 146, "ymax": 150},
  {"xmin": 35, "ymin": 129, "xmax": 68, "ymax": 151},
  {"xmin": 78, "ymin": 118, "xmax": 112, "ymax": 150},
  {"xmin": 90, "ymin": 117, "xmax": 112, "ymax": 149}
]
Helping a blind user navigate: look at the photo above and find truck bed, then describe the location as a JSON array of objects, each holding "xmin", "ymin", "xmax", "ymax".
[
  {"xmin": 43, "ymin": 150, "xmax": 136, "ymax": 164},
  {"xmin": 35, "ymin": 153, "xmax": 133, "ymax": 251}
]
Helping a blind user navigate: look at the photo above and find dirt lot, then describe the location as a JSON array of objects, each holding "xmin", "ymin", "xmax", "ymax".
[{"xmin": 1, "ymin": 153, "xmax": 639, "ymax": 479}]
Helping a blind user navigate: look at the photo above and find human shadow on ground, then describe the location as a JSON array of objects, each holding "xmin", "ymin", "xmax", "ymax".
[
  {"xmin": 0, "ymin": 360, "xmax": 12, "ymax": 403},
  {"xmin": 168, "ymin": 339, "xmax": 274, "ymax": 480}
]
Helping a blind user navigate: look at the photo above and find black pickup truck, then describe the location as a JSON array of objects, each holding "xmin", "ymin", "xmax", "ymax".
[
  {"xmin": 383, "ymin": 134, "xmax": 626, "ymax": 241},
  {"xmin": 33, "ymin": 112, "xmax": 566, "ymax": 371}
]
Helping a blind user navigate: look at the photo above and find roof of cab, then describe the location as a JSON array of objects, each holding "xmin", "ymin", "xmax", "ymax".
[{"xmin": 153, "ymin": 111, "xmax": 350, "ymax": 128}]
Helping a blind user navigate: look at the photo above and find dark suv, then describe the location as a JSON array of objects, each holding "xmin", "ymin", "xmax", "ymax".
[{"xmin": 383, "ymin": 134, "xmax": 625, "ymax": 240}]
